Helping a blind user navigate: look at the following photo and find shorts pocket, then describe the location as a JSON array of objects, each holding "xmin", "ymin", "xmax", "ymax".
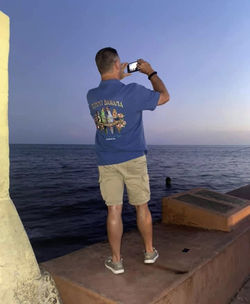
[
  {"xmin": 128, "ymin": 156, "xmax": 148, "ymax": 176},
  {"xmin": 126, "ymin": 174, "xmax": 150, "ymax": 205},
  {"xmin": 142, "ymin": 174, "xmax": 150, "ymax": 193}
]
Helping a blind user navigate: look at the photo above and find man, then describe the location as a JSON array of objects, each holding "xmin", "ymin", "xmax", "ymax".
[{"xmin": 87, "ymin": 47, "xmax": 170, "ymax": 274}]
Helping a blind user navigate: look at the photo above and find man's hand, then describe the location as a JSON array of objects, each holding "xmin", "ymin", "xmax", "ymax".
[
  {"xmin": 120, "ymin": 63, "xmax": 131, "ymax": 79},
  {"xmin": 137, "ymin": 59, "xmax": 154, "ymax": 76}
]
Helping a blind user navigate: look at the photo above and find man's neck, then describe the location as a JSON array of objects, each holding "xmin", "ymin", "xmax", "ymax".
[{"xmin": 101, "ymin": 73, "xmax": 120, "ymax": 81}]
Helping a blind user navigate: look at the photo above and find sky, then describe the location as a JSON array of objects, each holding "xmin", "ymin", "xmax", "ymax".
[{"xmin": 1, "ymin": 0, "xmax": 250, "ymax": 145}]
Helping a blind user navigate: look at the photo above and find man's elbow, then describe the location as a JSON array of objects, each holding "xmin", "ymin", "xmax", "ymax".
[
  {"xmin": 165, "ymin": 93, "xmax": 170, "ymax": 103},
  {"xmin": 158, "ymin": 92, "xmax": 170, "ymax": 105}
]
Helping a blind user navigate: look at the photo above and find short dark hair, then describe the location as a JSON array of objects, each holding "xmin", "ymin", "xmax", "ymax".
[{"xmin": 95, "ymin": 47, "xmax": 119, "ymax": 74}]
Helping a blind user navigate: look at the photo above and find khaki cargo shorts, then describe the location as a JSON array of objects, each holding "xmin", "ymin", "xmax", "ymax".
[{"xmin": 98, "ymin": 155, "xmax": 150, "ymax": 206}]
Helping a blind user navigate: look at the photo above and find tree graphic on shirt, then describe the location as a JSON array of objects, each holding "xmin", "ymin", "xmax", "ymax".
[{"xmin": 94, "ymin": 107, "xmax": 126, "ymax": 134}]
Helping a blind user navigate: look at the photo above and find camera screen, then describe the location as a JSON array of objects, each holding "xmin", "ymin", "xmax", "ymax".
[{"xmin": 129, "ymin": 62, "xmax": 138, "ymax": 71}]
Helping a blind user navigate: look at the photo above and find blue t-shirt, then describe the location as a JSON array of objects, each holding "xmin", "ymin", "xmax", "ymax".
[{"xmin": 87, "ymin": 79, "xmax": 160, "ymax": 165}]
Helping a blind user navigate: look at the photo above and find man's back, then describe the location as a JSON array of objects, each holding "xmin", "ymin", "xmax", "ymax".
[{"xmin": 87, "ymin": 79, "xmax": 159, "ymax": 165}]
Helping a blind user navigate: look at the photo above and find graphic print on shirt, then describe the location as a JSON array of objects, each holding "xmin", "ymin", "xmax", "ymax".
[{"xmin": 91, "ymin": 100, "xmax": 126, "ymax": 140}]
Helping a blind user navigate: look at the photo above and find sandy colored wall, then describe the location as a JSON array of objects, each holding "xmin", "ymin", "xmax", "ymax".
[
  {"xmin": 0, "ymin": 11, "xmax": 62, "ymax": 303},
  {"xmin": 0, "ymin": 11, "xmax": 10, "ymax": 200}
]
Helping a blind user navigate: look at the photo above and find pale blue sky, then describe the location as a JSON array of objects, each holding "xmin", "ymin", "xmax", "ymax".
[{"xmin": 1, "ymin": 0, "xmax": 250, "ymax": 144}]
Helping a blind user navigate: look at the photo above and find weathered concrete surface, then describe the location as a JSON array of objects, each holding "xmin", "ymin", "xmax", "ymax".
[
  {"xmin": 227, "ymin": 186, "xmax": 250, "ymax": 304},
  {"xmin": 0, "ymin": 10, "xmax": 10, "ymax": 200},
  {"xmin": 229, "ymin": 275, "xmax": 250, "ymax": 304},
  {"xmin": 162, "ymin": 188, "xmax": 250, "ymax": 232},
  {"xmin": 0, "ymin": 11, "xmax": 62, "ymax": 304},
  {"xmin": 228, "ymin": 184, "xmax": 250, "ymax": 201},
  {"xmin": 42, "ymin": 214, "xmax": 250, "ymax": 304}
]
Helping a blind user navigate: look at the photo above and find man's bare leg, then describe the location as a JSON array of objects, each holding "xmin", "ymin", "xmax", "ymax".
[
  {"xmin": 107, "ymin": 204, "xmax": 123, "ymax": 263},
  {"xmin": 135, "ymin": 203, "xmax": 154, "ymax": 253}
]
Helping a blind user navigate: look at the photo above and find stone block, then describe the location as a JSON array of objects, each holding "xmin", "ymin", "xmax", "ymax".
[{"xmin": 162, "ymin": 188, "xmax": 250, "ymax": 231}]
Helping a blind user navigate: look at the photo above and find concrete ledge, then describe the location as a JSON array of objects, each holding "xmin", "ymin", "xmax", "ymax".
[
  {"xmin": 229, "ymin": 275, "xmax": 250, "ymax": 304},
  {"xmin": 46, "ymin": 274, "xmax": 116, "ymax": 304},
  {"xmin": 41, "ymin": 215, "xmax": 250, "ymax": 304},
  {"xmin": 228, "ymin": 184, "xmax": 250, "ymax": 201},
  {"xmin": 162, "ymin": 188, "xmax": 250, "ymax": 232},
  {"xmin": 157, "ymin": 218, "xmax": 250, "ymax": 304}
]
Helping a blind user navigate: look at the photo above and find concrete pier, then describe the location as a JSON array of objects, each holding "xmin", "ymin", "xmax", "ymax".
[{"xmin": 41, "ymin": 185, "xmax": 250, "ymax": 304}]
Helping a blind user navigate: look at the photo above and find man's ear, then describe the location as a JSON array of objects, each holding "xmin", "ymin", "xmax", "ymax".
[{"xmin": 114, "ymin": 58, "xmax": 120, "ymax": 71}]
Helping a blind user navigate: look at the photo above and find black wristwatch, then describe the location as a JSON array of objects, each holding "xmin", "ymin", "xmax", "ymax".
[{"xmin": 148, "ymin": 71, "xmax": 157, "ymax": 80}]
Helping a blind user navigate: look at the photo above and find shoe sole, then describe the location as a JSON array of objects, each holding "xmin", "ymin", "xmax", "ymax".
[
  {"xmin": 105, "ymin": 263, "xmax": 124, "ymax": 274},
  {"xmin": 144, "ymin": 253, "xmax": 159, "ymax": 264}
]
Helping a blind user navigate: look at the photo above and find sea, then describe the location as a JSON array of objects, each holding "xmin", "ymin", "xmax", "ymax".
[{"xmin": 9, "ymin": 144, "xmax": 250, "ymax": 262}]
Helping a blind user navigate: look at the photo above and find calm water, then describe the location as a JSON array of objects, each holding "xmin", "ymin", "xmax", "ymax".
[{"xmin": 9, "ymin": 144, "xmax": 250, "ymax": 262}]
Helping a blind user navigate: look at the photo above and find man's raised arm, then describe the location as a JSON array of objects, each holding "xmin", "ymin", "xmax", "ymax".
[{"xmin": 137, "ymin": 59, "xmax": 170, "ymax": 105}]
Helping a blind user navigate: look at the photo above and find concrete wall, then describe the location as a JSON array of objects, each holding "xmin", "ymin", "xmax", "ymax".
[
  {"xmin": 0, "ymin": 11, "xmax": 62, "ymax": 303},
  {"xmin": 0, "ymin": 11, "xmax": 10, "ymax": 200}
]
